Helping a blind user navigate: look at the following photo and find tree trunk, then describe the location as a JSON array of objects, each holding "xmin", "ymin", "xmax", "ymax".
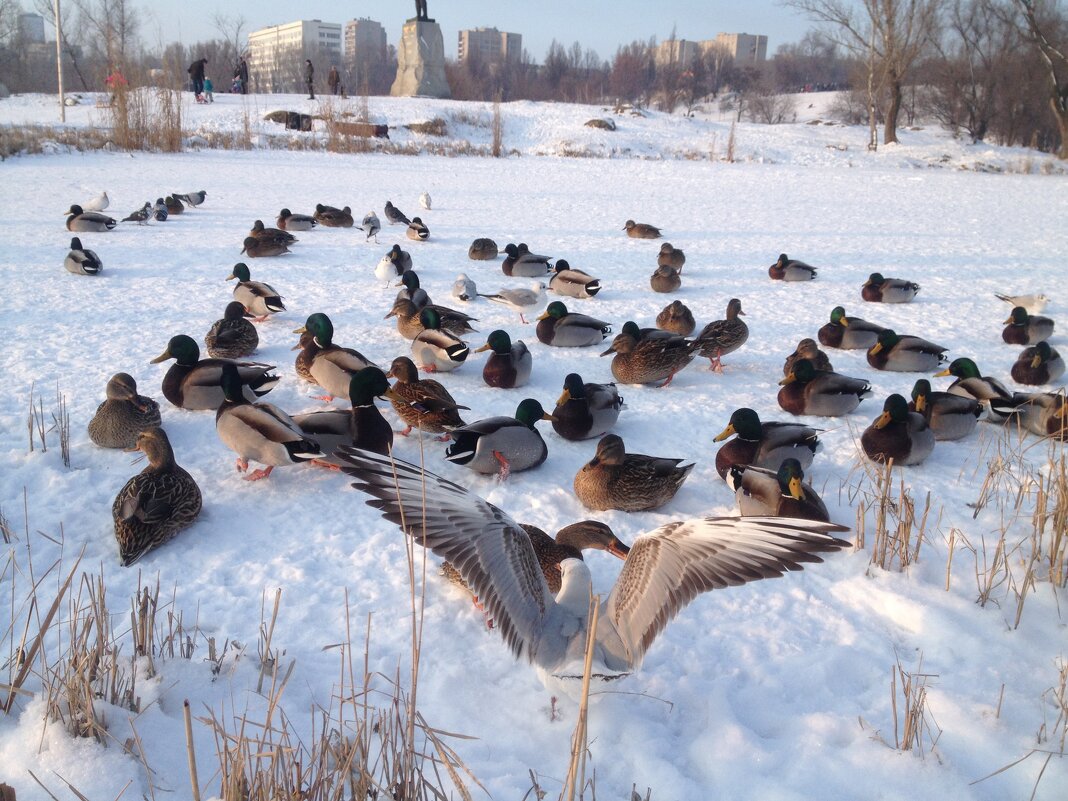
[
  {"xmin": 1052, "ymin": 98, "xmax": 1068, "ymax": 159},
  {"xmin": 884, "ymin": 78, "xmax": 902, "ymax": 145}
]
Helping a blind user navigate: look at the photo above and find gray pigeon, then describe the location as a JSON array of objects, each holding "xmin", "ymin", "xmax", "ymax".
[
  {"xmin": 384, "ymin": 200, "xmax": 410, "ymax": 225},
  {"xmin": 451, "ymin": 273, "xmax": 477, "ymax": 302},
  {"xmin": 362, "ymin": 211, "xmax": 380, "ymax": 242}
]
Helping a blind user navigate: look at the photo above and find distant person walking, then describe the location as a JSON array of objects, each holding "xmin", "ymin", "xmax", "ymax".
[
  {"xmin": 188, "ymin": 56, "xmax": 208, "ymax": 99},
  {"xmin": 304, "ymin": 59, "xmax": 315, "ymax": 100},
  {"xmin": 238, "ymin": 57, "xmax": 249, "ymax": 94},
  {"xmin": 203, "ymin": 77, "xmax": 214, "ymax": 103},
  {"xmin": 327, "ymin": 65, "xmax": 340, "ymax": 95}
]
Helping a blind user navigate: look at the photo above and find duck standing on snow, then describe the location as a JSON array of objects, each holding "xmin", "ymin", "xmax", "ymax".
[
  {"xmin": 817, "ymin": 306, "xmax": 885, "ymax": 350},
  {"xmin": 548, "ymin": 259, "xmax": 601, "ymax": 298},
  {"xmin": 445, "ymin": 398, "xmax": 555, "ymax": 480},
  {"xmin": 88, "ymin": 373, "xmax": 162, "ymax": 449},
  {"xmin": 292, "ymin": 367, "xmax": 404, "ymax": 460},
  {"xmin": 65, "ymin": 204, "xmax": 116, "ymax": 232},
  {"xmin": 227, "ymin": 263, "xmax": 285, "ymax": 321},
  {"xmin": 536, "ymin": 301, "xmax": 611, "ymax": 347},
  {"xmin": 694, "ymin": 298, "xmax": 748, "ymax": 371},
  {"xmin": 866, "ymin": 329, "xmax": 948, "ymax": 372},
  {"xmin": 205, "ymin": 301, "xmax": 259, "ymax": 359},
  {"xmin": 474, "ymin": 330, "xmax": 532, "ymax": 389},
  {"xmin": 727, "ymin": 459, "xmax": 829, "ymax": 522},
  {"xmin": 712, "ymin": 407, "xmax": 820, "ymax": 480},
  {"xmin": 1002, "ymin": 307, "xmax": 1055, "ymax": 345},
  {"xmin": 151, "ymin": 334, "xmax": 279, "ymax": 410},
  {"xmin": 1011, "ymin": 341, "xmax": 1064, "ymax": 385},
  {"xmin": 551, "ymin": 373, "xmax": 622, "ymax": 441},
  {"xmin": 861, "ymin": 273, "xmax": 919, "ymax": 303},
  {"xmin": 574, "ymin": 434, "xmax": 693, "ymax": 512},
  {"xmin": 478, "ymin": 282, "xmax": 547, "ymax": 323},
  {"xmin": 768, "ymin": 253, "xmax": 817, "ymax": 281},
  {"xmin": 64, "ymin": 236, "xmax": 102, "ymax": 275},
  {"xmin": 277, "ymin": 208, "xmax": 318, "ymax": 231},
  {"xmin": 861, "ymin": 393, "xmax": 935, "ymax": 466},
  {"xmin": 293, "ymin": 313, "xmax": 378, "ymax": 401},
  {"xmin": 385, "ymin": 356, "xmax": 468, "ymax": 438},
  {"xmin": 656, "ymin": 300, "xmax": 695, "ymax": 335},
  {"xmin": 778, "ymin": 359, "xmax": 872, "ymax": 417},
  {"xmin": 623, "ymin": 219, "xmax": 662, "ymax": 239},
  {"xmin": 908, "ymin": 379, "xmax": 981, "ymax": 441}
]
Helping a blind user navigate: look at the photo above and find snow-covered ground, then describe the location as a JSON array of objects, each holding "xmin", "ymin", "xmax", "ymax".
[{"xmin": 0, "ymin": 93, "xmax": 1066, "ymax": 800}]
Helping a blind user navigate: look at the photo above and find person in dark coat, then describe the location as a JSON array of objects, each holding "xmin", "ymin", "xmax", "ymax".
[
  {"xmin": 304, "ymin": 59, "xmax": 314, "ymax": 99},
  {"xmin": 188, "ymin": 57, "xmax": 207, "ymax": 97},
  {"xmin": 238, "ymin": 57, "xmax": 249, "ymax": 94},
  {"xmin": 327, "ymin": 65, "xmax": 340, "ymax": 95}
]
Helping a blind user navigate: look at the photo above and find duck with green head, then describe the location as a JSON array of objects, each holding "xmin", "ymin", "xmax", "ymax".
[
  {"xmin": 768, "ymin": 253, "xmax": 816, "ymax": 281},
  {"xmin": 908, "ymin": 379, "xmax": 981, "ymax": 441},
  {"xmin": 411, "ymin": 308, "xmax": 470, "ymax": 372},
  {"xmin": 727, "ymin": 459, "xmax": 829, "ymax": 521},
  {"xmin": 227, "ymin": 263, "xmax": 285, "ymax": 321},
  {"xmin": 445, "ymin": 398, "xmax": 554, "ymax": 480},
  {"xmin": 387, "ymin": 293, "xmax": 477, "ymax": 340},
  {"xmin": 861, "ymin": 393, "xmax": 935, "ymax": 466},
  {"xmin": 1002, "ymin": 306, "xmax": 1055, "ymax": 346},
  {"xmin": 817, "ymin": 306, "xmax": 885, "ymax": 350},
  {"xmin": 1011, "ymin": 341, "xmax": 1064, "ymax": 386},
  {"xmin": 151, "ymin": 334, "xmax": 278, "ymax": 410},
  {"xmin": 934, "ymin": 357, "xmax": 1011, "ymax": 403},
  {"xmin": 551, "ymin": 372, "xmax": 622, "ymax": 441},
  {"xmin": 712, "ymin": 407, "xmax": 819, "ymax": 481},
  {"xmin": 861, "ymin": 273, "xmax": 920, "ymax": 303},
  {"xmin": 866, "ymin": 329, "xmax": 948, "ymax": 372},
  {"xmin": 293, "ymin": 313, "xmax": 378, "ymax": 401},
  {"xmin": 474, "ymin": 330, "xmax": 532, "ymax": 388},
  {"xmin": 536, "ymin": 301, "xmax": 612, "ymax": 347},
  {"xmin": 778, "ymin": 359, "xmax": 872, "ymax": 417}
]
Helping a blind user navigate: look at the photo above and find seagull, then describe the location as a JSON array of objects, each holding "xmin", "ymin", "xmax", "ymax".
[
  {"xmin": 451, "ymin": 273, "xmax": 477, "ymax": 302},
  {"xmin": 82, "ymin": 191, "xmax": 109, "ymax": 211},
  {"xmin": 478, "ymin": 282, "xmax": 547, "ymax": 324},
  {"xmin": 994, "ymin": 292, "xmax": 1049, "ymax": 315},
  {"xmin": 338, "ymin": 448, "xmax": 850, "ymax": 691},
  {"xmin": 419, "ymin": 191, "xmax": 432, "ymax": 210},
  {"xmin": 375, "ymin": 254, "xmax": 403, "ymax": 286},
  {"xmin": 362, "ymin": 211, "xmax": 380, "ymax": 243}
]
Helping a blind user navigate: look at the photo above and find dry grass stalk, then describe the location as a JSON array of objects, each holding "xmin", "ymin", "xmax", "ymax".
[
  {"xmin": 889, "ymin": 653, "xmax": 941, "ymax": 757},
  {"xmin": 726, "ymin": 120, "xmax": 736, "ymax": 163},
  {"xmin": 849, "ymin": 457, "xmax": 931, "ymax": 572},
  {"xmin": 27, "ymin": 382, "xmax": 47, "ymax": 454},
  {"xmin": 562, "ymin": 593, "xmax": 600, "ymax": 801},
  {"xmin": 256, "ymin": 588, "xmax": 282, "ymax": 695},
  {"xmin": 52, "ymin": 382, "xmax": 71, "ymax": 469}
]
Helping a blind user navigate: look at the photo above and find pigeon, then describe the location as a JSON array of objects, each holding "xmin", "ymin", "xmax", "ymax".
[
  {"xmin": 122, "ymin": 202, "xmax": 151, "ymax": 224},
  {"xmin": 176, "ymin": 190, "xmax": 207, "ymax": 207},
  {"xmin": 384, "ymin": 200, "xmax": 410, "ymax": 225},
  {"xmin": 82, "ymin": 191, "xmax": 109, "ymax": 211},
  {"xmin": 479, "ymin": 283, "xmax": 548, "ymax": 324},
  {"xmin": 419, "ymin": 192, "xmax": 432, "ymax": 211},
  {"xmin": 153, "ymin": 198, "xmax": 168, "ymax": 222},
  {"xmin": 361, "ymin": 211, "xmax": 381, "ymax": 243},
  {"xmin": 452, "ymin": 273, "xmax": 477, "ymax": 302}
]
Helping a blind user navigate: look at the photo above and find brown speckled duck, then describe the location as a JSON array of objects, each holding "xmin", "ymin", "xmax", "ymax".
[
  {"xmin": 694, "ymin": 298, "xmax": 748, "ymax": 371},
  {"xmin": 783, "ymin": 338, "xmax": 833, "ymax": 375},
  {"xmin": 601, "ymin": 325, "xmax": 695, "ymax": 386},
  {"xmin": 89, "ymin": 373, "xmax": 162, "ymax": 449},
  {"xmin": 624, "ymin": 219, "xmax": 662, "ymax": 239},
  {"xmin": 205, "ymin": 301, "xmax": 259, "ymax": 359},
  {"xmin": 656, "ymin": 300, "xmax": 695, "ymax": 336},
  {"xmin": 386, "ymin": 356, "xmax": 468, "ymax": 437},
  {"xmin": 573, "ymin": 434, "xmax": 693, "ymax": 511}
]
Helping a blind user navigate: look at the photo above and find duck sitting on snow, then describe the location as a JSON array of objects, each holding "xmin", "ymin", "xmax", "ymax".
[
  {"xmin": 227, "ymin": 263, "xmax": 285, "ymax": 321},
  {"xmin": 64, "ymin": 236, "xmax": 102, "ymax": 275},
  {"xmin": 151, "ymin": 334, "xmax": 279, "ymax": 410},
  {"xmin": 65, "ymin": 204, "xmax": 116, "ymax": 232},
  {"xmin": 727, "ymin": 459, "xmax": 829, "ymax": 522},
  {"xmin": 573, "ymin": 434, "xmax": 693, "ymax": 512},
  {"xmin": 536, "ymin": 301, "xmax": 611, "ymax": 347},
  {"xmin": 474, "ymin": 330, "xmax": 532, "ymax": 389},
  {"xmin": 445, "ymin": 398, "xmax": 554, "ymax": 480},
  {"xmin": 88, "ymin": 373, "xmax": 162, "ymax": 449},
  {"xmin": 293, "ymin": 313, "xmax": 378, "ymax": 401},
  {"xmin": 860, "ymin": 394, "xmax": 935, "ymax": 466}
]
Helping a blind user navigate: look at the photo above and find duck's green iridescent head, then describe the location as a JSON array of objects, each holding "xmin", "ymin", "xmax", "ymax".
[
  {"xmin": 874, "ymin": 393, "xmax": 910, "ymax": 428},
  {"xmin": 1007, "ymin": 306, "xmax": 1030, "ymax": 325},
  {"xmin": 514, "ymin": 398, "xmax": 554, "ymax": 427},
  {"xmin": 829, "ymin": 306, "xmax": 847, "ymax": 325},
  {"xmin": 297, "ymin": 313, "xmax": 335, "ymax": 348},
  {"xmin": 621, "ymin": 321, "xmax": 641, "ymax": 338},
  {"xmin": 867, "ymin": 272, "xmax": 885, "ymax": 285},
  {"xmin": 776, "ymin": 458, "xmax": 806, "ymax": 500},
  {"xmin": 557, "ymin": 372, "xmax": 586, "ymax": 406},
  {"xmin": 910, "ymin": 379, "xmax": 932, "ymax": 408},
  {"xmin": 715, "ymin": 407, "xmax": 761, "ymax": 442},
  {"xmin": 419, "ymin": 307, "xmax": 442, "ymax": 330},
  {"xmin": 937, "ymin": 357, "xmax": 981, "ymax": 379},
  {"xmin": 228, "ymin": 262, "xmax": 251, "ymax": 282},
  {"xmin": 539, "ymin": 301, "xmax": 568, "ymax": 321},
  {"xmin": 485, "ymin": 329, "xmax": 513, "ymax": 354},
  {"xmin": 348, "ymin": 366, "xmax": 392, "ymax": 406},
  {"xmin": 151, "ymin": 334, "xmax": 200, "ymax": 365}
]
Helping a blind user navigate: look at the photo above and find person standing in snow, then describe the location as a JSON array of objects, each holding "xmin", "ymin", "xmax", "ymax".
[
  {"xmin": 188, "ymin": 56, "xmax": 208, "ymax": 99},
  {"xmin": 238, "ymin": 57, "xmax": 249, "ymax": 94},
  {"xmin": 327, "ymin": 65, "xmax": 340, "ymax": 95},
  {"xmin": 304, "ymin": 59, "xmax": 315, "ymax": 100},
  {"xmin": 203, "ymin": 76, "xmax": 214, "ymax": 103}
]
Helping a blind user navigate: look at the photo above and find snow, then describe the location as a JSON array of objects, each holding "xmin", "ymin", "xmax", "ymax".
[{"xmin": 0, "ymin": 90, "xmax": 1066, "ymax": 800}]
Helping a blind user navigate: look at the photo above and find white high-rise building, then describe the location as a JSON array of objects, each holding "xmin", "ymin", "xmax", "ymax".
[
  {"xmin": 712, "ymin": 33, "xmax": 768, "ymax": 64},
  {"xmin": 247, "ymin": 20, "xmax": 343, "ymax": 93},
  {"xmin": 344, "ymin": 18, "xmax": 387, "ymax": 90},
  {"xmin": 457, "ymin": 27, "xmax": 521, "ymax": 65}
]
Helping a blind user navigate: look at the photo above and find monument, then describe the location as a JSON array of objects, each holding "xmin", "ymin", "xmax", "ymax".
[{"xmin": 390, "ymin": 0, "xmax": 451, "ymax": 98}]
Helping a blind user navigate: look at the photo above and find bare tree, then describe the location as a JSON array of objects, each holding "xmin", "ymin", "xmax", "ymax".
[
  {"xmin": 72, "ymin": 0, "xmax": 139, "ymax": 76},
  {"xmin": 1010, "ymin": 0, "xmax": 1068, "ymax": 158}
]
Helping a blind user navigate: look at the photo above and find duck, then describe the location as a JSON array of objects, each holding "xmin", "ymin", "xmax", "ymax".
[
  {"xmin": 1011, "ymin": 341, "xmax": 1065, "ymax": 386},
  {"xmin": 314, "ymin": 204, "xmax": 354, "ymax": 228},
  {"xmin": 250, "ymin": 219, "xmax": 297, "ymax": 246},
  {"xmin": 769, "ymin": 253, "xmax": 817, "ymax": 281},
  {"xmin": 151, "ymin": 334, "xmax": 279, "ymax": 410},
  {"xmin": 164, "ymin": 195, "xmax": 185, "ymax": 215},
  {"xmin": 908, "ymin": 379, "xmax": 981, "ymax": 441},
  {"xmin": 694, "ymin": 297, "xmax": 748, "ymax": 371},
  {"xmin": 291, "ymin": 367, "xmax": 404, "ymax": 460},
  {"xmin": 82, "ymin": 190, "xmax": 109, "ymax": 211},
  {"xmin": 548, "ymin": 260, "xmax": 601, "ymax": 298},
  {"xmin": 712, "ymin": 407, "xmax": 820, "ymax": 480},
  {"xmin": 623, "ymin": 219, "xmax": 662, "ymax": 239},
  {"xmin": 727, "ymin": 460, "xmax": 829, "ymax": 522},
  {"xmin": 411, "ymin": 308, "xmax": 470, "ymax": 372},
  {"xmin": 574, "ymin": 434, "xmax": 693, "ymax": 512},
  {"xmin": 385, "ymin": 356, "xmax": 468, "ymax": 437},
  {"xmin": 536, "ymin": 301, "xmax": 612, "ymax": 347},
  {"xmin": 469, "ymin": 238, "xmax": 499, "ymax": 260},
  {"xmin": 452, "ymin": 273, "xmax": 477, "ymax": 302},
  {"xmin": 338, "ymin": 447, "xmax": 849, "ymax": 689},
  {"xmin": 601, "ymin": 327, "xmax": 695, "ymax": 386},
  {"xmin": 477, "ymin": 282, "xmax": 547, "ymax": 323},
  {"xmin": 176, "ymin": 190, "xmax": 206, "ymax": 207},
  {"xmin": 65, "ymin": 204, "xmax": 116, "ymax": 232},
  {"xmin": 121, "ymin": 202, "xmax": 151, "ymax": 224},
  {"xmin": 293, "ymin": 313, "xmax": 378, "ymax": 401},
  {"xmin": 862, "ymin": 273, "xmax": 920, "ymax": 303},
  {"xmin": 386, "ymin": 296, "xmax": 477, "ymax": 340},
  {"xmin": 277, "ymin": 208, "xmax": 317, "ymax": 231},
  {"xmin": 88, "ymin": 373, "xmax": 162, "ymax": 449},
  {"xmin": 215, "ymin": 364, "xmax": 323, "ymax": 481},
  {"xmin": 241, "ymin": 236, "xmax": 289, "ymax": 258},
  {"xmin": 784, "ymin": 338, "xmax": 833, "ymax": 375},
  {"xmin": 394, "ymin": 270, "xmax": 430, "ymax": 309},
  {"xmin": 1007, "ymin": 392, "xmax": 1068, "ymax": 440},
  {"xmin": 650, "ymin": 264, "xmax": 682, "ymax": 293},
  {"xmin": 861, "ymin": 393, "xmax": 935, "ymax": 466},
  {"xmin": 1002, "ymin": 307, "xmax": 1054, "ymax": 345},
  {"xmin": 619, "ymin": 320, "xmax": 676, "ymax": 342},
  {"xmin": 384, "ymin": 200, "xmax": 410, "ymax": 225},
  {"xmin": 656, "ymin": 300, "xmax": 695, "ymax": 336},
  {"xmin": 112, "ymin": 427, "xmax": 202, "ymax": 566},
  {"xmin": 361, "ymin": 211, "xmax": 380, "ymax": 242},
  {"xmin": 867, "ymin": 329, "xmax": 948, "ymax": 372},
  {"xmin": 551, "ymin": 373, "xmax": 622, "ymax": 441},
  {"xmin": 64, "ymin": 236, "xmax": 102, "ymax": 275},
  {"xmin": 152, "ymin": 198, "xmax": 168, "ymax": 222},
  {"xmin": 406, "ymin": 216, "xmax": 430, "ymax": 241},
  {"xmin": 227, "ymin": 263, "xmax": 285, "ymax": 321},
  {"xmin": 419, "ymin": 192, "xmax": 432, "ymax": 211},
  {"xmin": 205, "ymin": 301, "xmax": 259, "ymax": 359},
  {"xmin": 995, "ymin": 292, "xmax": 1049, "ymax": 315},
  {"xmin": 503, "ymin": 243, "xmax": 552, "ymax": 277},
  {"xmin": 817, "ymin": 306, "xmax": 885, "ymax": 350},
  {"xmin": 384, "ymin": 243, "xmax": 413, "ymax": 274},
  {"xmin": 445, "ymin": 398, "xmax": 554, "ymax": 480},
  {"xmin": 778, "ymin": 359, "xmax": 872, "ymax": 417},
  {"xmin": 657, "ymin": 243, "xmax": 685, "ymax": 271},
  {"xmin": 474, "ymin": 330, "xmax": 532, "ymax": 389}
]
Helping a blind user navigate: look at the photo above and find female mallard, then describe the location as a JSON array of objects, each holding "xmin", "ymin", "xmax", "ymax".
[
  {"xmin": 240, "ymin": 236, "xmax": 289, "ymax": 258},
  {"xmin": 277, "ymin": 208, "xmax": 317, "ymax": 231},
  {"xmin": 650, "ymin": 264, "xmax": 682, "ymax": 293},
  {"xmin": 784, "ymin": 338, "xmax": 833, "ymax": 375},
  {"xmin": 908, "ymin": 379, "xmax": 981, "ymax": 441},
  {"xmin": 293, "ymin": 313, "xmax": 378, "ymax": 401},
  {"xmin": 445, "ymin": 398, "xmax": 554, "ymax": 480},
  {"xmin": 477, "ymin": 282, "xmax": 547, "ymax": 324},
  {"xmin": 292, "ymin": 367, "xmax": 403, "ymax": 460},
  {"xmin": 712, "ymin": 407, "xmax": 819, "ymax": 480},
  {"xmin": 64, "ymin": 237, "xmax": 102, "ymax": 275},
  {"xmin": 778, "ymin": 359, "xmax": 872, "ymax": 417},
  {"xmin": 656, "ymin": 300, "xmax": 695, "ymax": 336},
  {"xmin": 862, "ymin": 273, "xmax": 920, "ymax": 303},
  {"xmin": 861, "ymin": 394, "xmax": 935, "ymax": 466},
  {"xmin": 623, "ymin": 219, "xmax": 662, "ymax": 239},
  {"xmin": 89, "ymin": 373, "xmax": 162, "ymax": 449},
  {"xmin": 406, "ymin": 216, "xmax": 430, "ymax": 241},
  {"xmin": 574, "ymin": 434, "xmax": 693, "ymax": 512},
  {"xmin": 601, "ymin": 327, "xmax": 695, "ymax": 386},
  {"xmin": 1002, "ymin": 307, "xmax": 1054, "ymax": 345},
  {"xmin": 769, "ymin": 253, "xmax": 816, "ymax": 281},
  {"xmin": 474, "ymin": 330, "xmax": 532, "ymax": 389},
  {"xmin": 657, "ymin": 243, "xmax": 685, "ymax": 271},
  {"xmin": 548, "ymin": 260, "xmax": 602, "ymax": 298},
  {"xmin": 215, "ymin": 364, "xmax": 323, "ymax": 481},
  {"xmin": 727, "ymin": 459, "xmax": 829, "ymax": 522},
  {"xmin": 551, "ymin": 372, "xmax": 622, "ymax": 441},
  {"xmin": 817, "ymin": 306, "xmax": 885, "ymax": 350},
  {"xmin": 411, "ymin": 308, "xmax": 470, "ymax": 372},
  {"xmin": 386, "ymin": 356, "xmax": 468, "ymax": 437},
  {"xmin": 151, "ymin": 334, "xmax": 279, "ymax": 410},
  {"xmin": 387, "ymin": 297, "xmax": 477, "ymax": 340},
  {"xmin": 112, "ymin": 427, "xmax": 202, "ymax": 566},
  {"xmin": 695, "ymin": 298, "xmax": 748, "ymax": 371},
  {"xmin": 1011, "ymin": 341, "xmax": 1064, "ymax": 386},
  {"xmin": 250, "ymin": 219, "xmax": 297, "ymax": 246},
  {"xmin": 503, "ymin": 243, "xmax": 552, "ymax": 277},
  {"xmin": 469, "ymin": 238, "xmax": 499, "ymax": 260},
  {"xmin": 536, "ymin": 301, "xmax": 612, "ymax": 347},
  {"xmin": 934, "ymin": 358, "xmax": 1012, "ymax": 403},
  {"xmin": 314, "ymin": 203, "xmax": 354, "ymax": 228},
  {"xmin": 205, "ymin": 301, "xmax": 259, "ymax": 359},
  {"xmin": 65, "ymin": 204, "xmax": 116, "ymax": 232},
  {"xmin": 165, "ymin": 195, "xmax": 185, "ymax": 215},
  {"xmin": 227, "ymin": 263, "xmax": 286, "ymax": 321},
  {"xmin": 866, "ymin": 329, "xmax": 948, "ymax": 372}
]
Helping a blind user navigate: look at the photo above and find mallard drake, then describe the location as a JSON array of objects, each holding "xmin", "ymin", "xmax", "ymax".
[
  {"xmin": 536, "ymin": 301, "xmax": 611, "ymax": 347},
  {"xmin": 817, "ymin": 306, "xmax": 885, "ymax": 350},
  {"xmin": 292, "ymin": 367, "xmax": 404, "ymax": 460},
  {"xmin": 386, "ymin": 356, "xmax": 468, "ymax": 437},
  {"xmin": 361, "ymin": 211, "xmax": 380, "ymax": 242},
  {"xmin": 477, "ymin": 282, "xmax": 547, "ymax": 323},
  {"xmin": 277, "ymin": 208, "xmax": 317, "ymax": 231},
  {"xmin": 552, "ymin": 373, "xmax": 622, "ymax": 441},
  {"xmin": 215, "ymin": 364, "xmax": 322, "ymax": 481},
  {"xmin": 784, "ymin": 338, "xmax": 833, "ymax": 375},
  {"xmin": 452, "ymin": 273, "xmax": 477, "ymax": 302},
  {"xmin": 384, "ymin": 200, "xmax": 410, "ymax": 225},
  {"xmin": 314, "ymin": 203, "xmax": 354, "ymax": 228},
  {"xmin": 619, "ymin": 320, "xmax": 676, "ymax": 342},
  {"xmin": 862, "ymin": 273, "xmax": 919, "ymax": 303},
  {"xmin": 112, "ymin": 427, "xmax": 202, "ymax": 566},
  {"xmin": 995, "ymin": 292, "xmax": 1049, "ymax": 315},
  {"xmin": 250, "ymin": 219, "xmax": 297, "ymax": 246},
  {"xmin": 340, "ymin": 447, "xmax": 848, "ymax": 687},
  {"xmin": 548, "ymin": 260, "xmax": 601, "ymax": 298},
  {"xmin": 1011, "ymin": 341, "xmax": 1065, "ymax": 385},
  {"xmin": 445, "ymin": 398, "xmax": 554, "ymax": 480},
  {"xmin": 574, "ymin": 434, "xmax": 693, "ymax": 512},
  {"xmin": 861, "ymin": 394, "xmax": 935, "ymax": 465},
  {"xmin": 386, "ymin": 244, "xmax": 414, "ymax": 273},
  {"xmin": 65, "ymin": 204, "xmax": 116, "ymax": 232},
  {"xmin": 935, "ymin": 358, "xmax": 1012, "ymax": 403},
  {"xmin": 769, "ymin": 253, "xmax": 817, "ymax": 281},
  {"xmin": 152, "ymin": 198, "xmax": 168, "ymax": 222},
  {"xmin": 624, "ymin": 219, "xmax": 662, "ymax": 239},
  {"xmin": 469, "ymin": 238, "xmax": 499, "ymax": 260},
  {"xmin": 727, "ymin": 460, "xmax": 829, "ymax": 522},
  {"xmin": 657, "ymin": 243, "xmax": 685, "ymax": 271},
  {"xmin": 778, "ymin": 359, "xmax": 872, "ymax": 417},
  {"xmin": 227, "ymin": 263, "xmax": 285, "ymax": 321},
  {"xmin": 650, "ymin": 264, "xmax": 682, "ymax": 293},
  {"xmin": 867, "ymin": 329, "xmax": 948, "ymax": 372},
  {"xmin": 241, "ymin": 236, "xmax": 289, "ymax": 258},
  {"xmin": 908, "ymin": 379, "xmax": 981, "ymax": 441},
  {"xmin": 712, "ymin": 407, "xmax": 819, "ymax": 480},
  {"xmin": 656, "ymin": 300, "xmax": 695, "ymax": 336},
  {"xmin": 164, "ymin": 195, "xmax": 184, "ymax": 215},
  {"xmin": 411, "ymin": 308, "xmax": 470, "ymax": 372},
  {"xmin": 394, "ymin": 270, "xmax": 430, "ymax": 308},
  {"xmin": 88, "ymin": 373, "xmax": 162, "ymax": 449},
  {"xmin": 293, "ymin": 313, "xmax": 378, "ymax": 401},
  {"xmin": 503, "ymin": 243, "xmax": 552, "ymax": 277},
  {"xmin": 695, "ymin": 298, "xmax": 748, "ymax": 371},
  {"xmin": 1002, "ymin": 307, "xmax": 1054, "ymax": 345},
  {"xmin": 122, "ymin": 202, "xmax": 151, "ymax": 224},
  {"xmin": 601, "ymin": 327, "xmax": 695, "ymax": 386},
  {"xmin": 64, "ymin": 236, "xmax": 102, "ymax": 275},
  {"xmin": 151, "ymin": 334, "xmax": 279, "ymax": 410},
  {"xmin": 1007, "ymin": 392, "xmax": 1068, "ymax": 439},
  {"xmin": 474, "ymin": 330, "xmax": 532, "ymax": 389},
  {"xmin": 176, "ymin": 190, "xmax": 206, "ymax": 207},
  {"xmin": 82, "ymin": 190, "xmax": 109, "ymax": 211},
  {"xmin": 386, "ymin": 296, "xmax": 477, "ymax": 340},
  {"xmin": 406, "ymin": 216, "xmax": 430, "ymax": 241},
  {"xmin": 205, "ymin": 301, "xmax": 259, "ymax": 359}
]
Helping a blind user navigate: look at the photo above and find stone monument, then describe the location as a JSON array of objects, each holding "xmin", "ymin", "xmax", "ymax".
[{"xmin": 390, "ymin": 0, "xmax": 451, "ymax": 98}]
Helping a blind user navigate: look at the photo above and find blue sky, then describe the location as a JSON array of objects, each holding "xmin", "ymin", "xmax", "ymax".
[{"xmin": 138, "ymin": 1, "xmax": 812, "ymax": 61}]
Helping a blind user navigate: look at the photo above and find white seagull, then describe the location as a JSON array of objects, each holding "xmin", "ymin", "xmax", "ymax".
[
  {"xmin": 451, "ymin": 273, "xmax": 477, "ymax": 302},
  {"xmin": 478, "ymin": 282, "xmax": 547, "ymax": 323},
  {"xmin": 419, "ymin": 191, "xmax": 432, "ymax": 210},
  {"xmin": 82, "ymin": 191, "xmax": 109, "ymax": 211},
  {"xmin": 994, "ymin": 292, "xmax": 1049, "ymax": 315}
]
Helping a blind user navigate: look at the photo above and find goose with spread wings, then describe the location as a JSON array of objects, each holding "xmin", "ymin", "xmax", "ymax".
[{"xmin": 337, "ymin": 448, "xmax": 850, "ymax": 686}]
